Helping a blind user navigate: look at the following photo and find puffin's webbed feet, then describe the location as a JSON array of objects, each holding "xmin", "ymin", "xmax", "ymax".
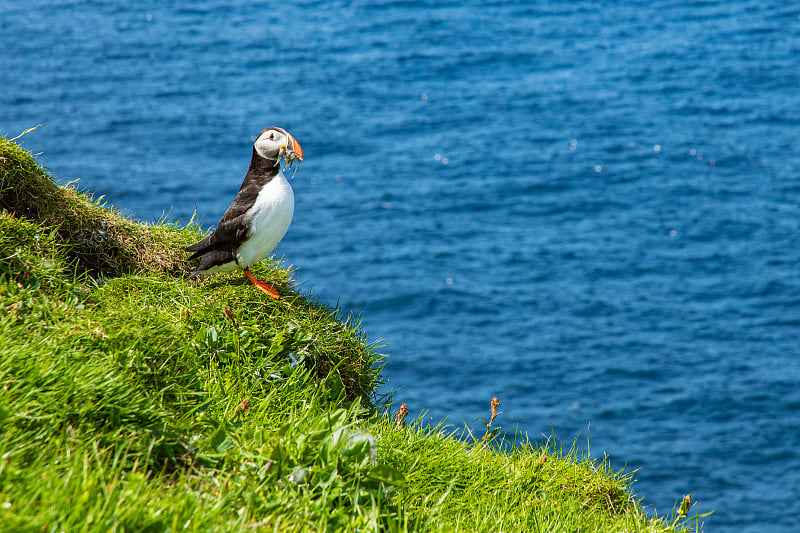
[{"xmin": 243, "ymin": 269, "xmax": 280, "ymax": 299}]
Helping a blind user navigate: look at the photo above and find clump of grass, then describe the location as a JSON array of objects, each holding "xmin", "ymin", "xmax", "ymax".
[
  {"xmin": 0, "ymin": 203, "xmax": 394, "ymax": 529},
  {"xmin": 1, "ymin": 133, "xmax": 194, "ymax": 278},
  {"xmin": 378, "ymin": 407, "xmax": 711, "ymax": 531},
  {"xmin": 0, "ymin": 136, "xmax": 706, "ymax": 532},
  {"xmin": 377, "ymin": 418, "xmax": 643, "ymax": 531}
]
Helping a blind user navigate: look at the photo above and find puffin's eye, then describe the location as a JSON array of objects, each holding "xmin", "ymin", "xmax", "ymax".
[{"xmin": 268, "ymin": 133, "xmax": 275, "ymax": 140}]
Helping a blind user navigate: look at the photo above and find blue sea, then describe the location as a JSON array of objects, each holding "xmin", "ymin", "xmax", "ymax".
[{"xmin": 3, "ymin": 1, "xmax": 800, "ymax": 530}]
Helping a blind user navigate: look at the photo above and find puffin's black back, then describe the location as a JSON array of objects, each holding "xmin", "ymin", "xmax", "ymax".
[{"xmin": 185, "ymin": 148, "xmax": 281, "ymax": 277}]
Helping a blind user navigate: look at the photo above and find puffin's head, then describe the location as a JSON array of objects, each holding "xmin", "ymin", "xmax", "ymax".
[{"xmin": 253, "ymin": 127, "xmax": 303, "ymax": 164}]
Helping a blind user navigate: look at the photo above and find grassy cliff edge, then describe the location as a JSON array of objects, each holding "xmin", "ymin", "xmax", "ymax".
[{"xmin": 0, "ymin": 136, "xmax": 702, "ymax": 532}]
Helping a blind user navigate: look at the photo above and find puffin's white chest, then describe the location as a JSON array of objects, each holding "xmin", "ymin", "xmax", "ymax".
[{"xmin": 235, "ymin": 171, "xmax": 294, "ymax": 268}]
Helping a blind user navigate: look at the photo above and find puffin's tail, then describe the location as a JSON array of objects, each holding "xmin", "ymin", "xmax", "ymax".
[
  {"xmin": 187, "ymin": 248, "xmax": 235, "ymax": 278},
  {"xmin": 185, "ymin": 235, "xmax": 214, "ymax": 260}
]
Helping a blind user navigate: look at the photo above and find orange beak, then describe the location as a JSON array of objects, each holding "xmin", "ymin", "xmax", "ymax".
[{"xmin": 287, "ymin": 133, "xmax": 303, "ymax": 160}]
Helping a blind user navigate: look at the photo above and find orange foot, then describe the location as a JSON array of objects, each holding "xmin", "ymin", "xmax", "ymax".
[{"xmin": 244, "ymin": 269, "xmax": 280, "ymax": 299}]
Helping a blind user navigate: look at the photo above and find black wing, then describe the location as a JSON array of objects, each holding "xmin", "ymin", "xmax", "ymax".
[
  {"xmin": 185, "ymin": 148, "xmax": 278, "ymax": 276},
  {"xmin": 185, "ymin": 168, "xmax": 265, "ymax": 257}
]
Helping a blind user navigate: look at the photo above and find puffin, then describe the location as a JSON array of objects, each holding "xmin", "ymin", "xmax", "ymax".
[{"xmin": 186, "ymin": 127, "xmax": 303, "ymax": 299}]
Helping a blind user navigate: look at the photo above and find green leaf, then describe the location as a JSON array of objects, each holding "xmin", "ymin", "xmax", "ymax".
[
  {"xmin": 341, "ymin": 432, "xmax": 376, "ymax": 466},
  {"xmin": 209, "ymin": 425, "xmax": 227, "ymax": 450},
  {"xmin": 326, "ymin": 408, "xmax": 348, "ymax": 431},
  {"xmin": 365, "ymin": 464, "xmax": 407, "ymax": 487}
]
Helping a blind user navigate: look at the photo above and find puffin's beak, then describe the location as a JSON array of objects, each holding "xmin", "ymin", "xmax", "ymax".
[{"xmin": 287, "ymin": 134, "xmax": 303, "ymax": 161}]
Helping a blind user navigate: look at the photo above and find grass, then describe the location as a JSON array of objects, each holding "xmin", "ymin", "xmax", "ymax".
[{"xmin": 0, "ymin": 135, "xmax": 707, "ymax": 531}]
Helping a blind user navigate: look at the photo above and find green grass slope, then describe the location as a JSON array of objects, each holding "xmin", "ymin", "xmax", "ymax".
[{"xmin": 0, "ymin": 136, "xmax": 704, "ymax": 532}]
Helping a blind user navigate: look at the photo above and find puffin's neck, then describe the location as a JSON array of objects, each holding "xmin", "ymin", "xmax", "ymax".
[{"xmin": 244, "ymin": 149, "xmax": 282, "ymax": 186}]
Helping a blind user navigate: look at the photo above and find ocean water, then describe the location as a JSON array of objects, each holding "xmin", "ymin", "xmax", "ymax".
[{"xmin": 3, "ymin": 1, "xmax": 800, "ymax": 530}]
